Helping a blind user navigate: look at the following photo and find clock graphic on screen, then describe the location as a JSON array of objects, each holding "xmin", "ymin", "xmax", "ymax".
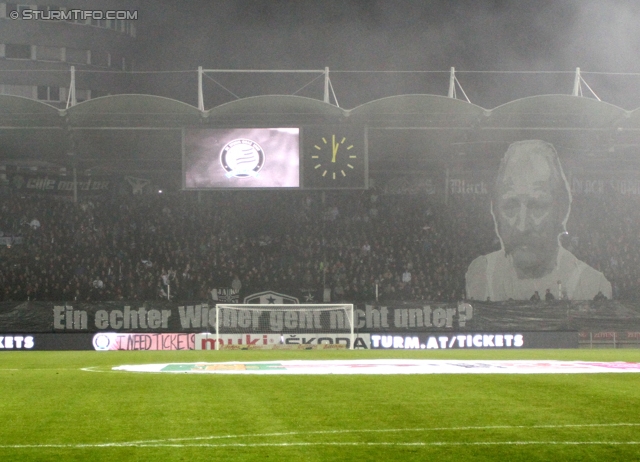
[
  {"xmin": 304, "ymin": 126, "xmax": 366, "ymax": 189},
  {"xmin": 311, "ymin": 134, "xmax": 358, "ymax": 180}
]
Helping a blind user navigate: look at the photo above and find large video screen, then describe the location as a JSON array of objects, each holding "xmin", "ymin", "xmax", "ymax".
[{"xmin": 183, "ymin": 128, "xmax": 300, "ymax": 189}]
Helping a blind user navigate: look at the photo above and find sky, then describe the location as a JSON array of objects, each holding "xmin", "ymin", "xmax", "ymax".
[{"xmin": 135, "ymin": 0, "xmax": 640, "ymax": 109}]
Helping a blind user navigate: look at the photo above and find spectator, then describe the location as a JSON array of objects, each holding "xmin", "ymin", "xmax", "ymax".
[
  {"xmin": 29, "ymin": 217, "xmax": 41, "ymax": 230},
  {"xmin": 545, "ymin": 288, "xmax": 555, "ymax": 301},
  {"xmin": 231, "ymin": 274, "xmax": 242, "ymax": 293},
  {"xmin": 593, "ymin": 291, "xmax": 607, "ymax": 301},
  {"xmin": 402, "ymin": 269, "xmax": 412, "ymax": 284}
]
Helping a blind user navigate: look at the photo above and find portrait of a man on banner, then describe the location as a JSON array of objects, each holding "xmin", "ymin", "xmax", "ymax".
[{"xmin": 465, "ymin": 140, "xmax": 611, "ymax": 301}]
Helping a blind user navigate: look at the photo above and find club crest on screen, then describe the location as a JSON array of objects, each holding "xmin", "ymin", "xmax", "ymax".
[{"xmin": 220, "ymin": 138, "xmax": 265, "ymax": 178}]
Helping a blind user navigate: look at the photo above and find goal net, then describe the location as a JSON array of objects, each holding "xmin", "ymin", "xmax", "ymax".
[{"xmin": 211, "ymin": 304, "xmax": 354, "ymax": 350}]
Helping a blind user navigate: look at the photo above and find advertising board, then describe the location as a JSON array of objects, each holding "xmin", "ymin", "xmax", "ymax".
[
  {"xmin": 0, "ymin": 333, "xmax": 94, "ymax": 350},
  {"xmin": 195, "ymin": 333, "xmax": 370, "ymax": 350},
  {"xmin": 369, "ymin": 332, "xmax": 578, "ymax": 349}
]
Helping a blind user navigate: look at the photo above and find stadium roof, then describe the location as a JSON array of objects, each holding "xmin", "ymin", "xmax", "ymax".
[
  {"xmin": 486, "ymin": 95, "xmax": 626, "ymax": 130},
  {"xmin": 3, "ymin": 92, "xmax": 637, "ymax": 130},
  {"xmin": 1, "ymin": 93, "xmax": 640, "ymax": 175},
  {"xmin": 348, "ymin": 94, "xmax": 485, "ymax": 127},
  {"xmin": 207, "ymin": 95, "xmax": 346, "ymax": 126},
  {"xmin": 0, "ymin": 95, "xmax": 62, "ymax": 128},
  {"xmin": 66, "ymin": 95, "xmax": 203, "ymax": 128}
]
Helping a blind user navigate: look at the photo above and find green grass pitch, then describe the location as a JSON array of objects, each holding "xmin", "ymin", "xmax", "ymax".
[{"xmin": 1, "ymin": 349, "xmax": 640, "ymax": 461}]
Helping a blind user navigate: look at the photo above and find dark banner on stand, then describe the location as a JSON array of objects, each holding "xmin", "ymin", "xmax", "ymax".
[{"xmin": 1, "ymin": 300, "xmax": 639, "ymax": 334}]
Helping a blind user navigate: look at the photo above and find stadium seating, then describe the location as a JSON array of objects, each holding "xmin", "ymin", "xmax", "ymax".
[{"xmin": 0, "ymin": 189, "xmax": 636, "ymax": 302}]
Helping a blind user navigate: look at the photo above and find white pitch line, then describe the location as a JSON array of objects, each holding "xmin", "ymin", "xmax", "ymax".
[
  {"xmin": 117, "ymin": 422, "xmax": 640, "ymax": 445},
  {"xmin": 80, "ymin": 367, "xmax": 109, "ymax": 373},
  {"xmin": 2, "ymin": 441, "xmax": 640, "ymax": 449},
  {"xmin": 0, "ymin": 368, "xmax": 78, "ymax": 371},
  {"xmin": 1, "ymin": 423, "xmax": 639, "ymax": 449},
  {"xmin": 80, "ymin": 366, "xmax": 169, "ymax": 374}
]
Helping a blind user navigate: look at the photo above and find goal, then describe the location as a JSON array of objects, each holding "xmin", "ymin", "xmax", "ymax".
[{"xmin": 213, "ymin": 304, "xmax": 354, "ymax": 350}]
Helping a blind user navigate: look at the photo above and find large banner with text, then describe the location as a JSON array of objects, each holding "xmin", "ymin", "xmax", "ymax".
[{"xmin": 1, "ymin": 300, "xmax": 639, "ymax": 334}]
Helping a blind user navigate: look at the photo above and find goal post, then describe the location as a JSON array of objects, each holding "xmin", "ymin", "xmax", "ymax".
[{"xmin": 214, "ymin": 304, "xmax": 355, "ymax": 350}]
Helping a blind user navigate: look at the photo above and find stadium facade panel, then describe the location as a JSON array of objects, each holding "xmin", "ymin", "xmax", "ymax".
[{"xmin": 0, "ymin": 0, "xmax": 138, "ymax": 106}]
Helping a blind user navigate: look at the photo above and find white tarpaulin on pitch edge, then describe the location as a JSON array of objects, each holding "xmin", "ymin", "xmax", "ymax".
[{"xmin": 112, "ymin": 360, "xmax": 640, "ymax": 375}]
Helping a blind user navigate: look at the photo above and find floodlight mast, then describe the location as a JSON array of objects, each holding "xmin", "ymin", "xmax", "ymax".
[
  {"xmin": 572, "ymin": 67, "xmax": 601, "ymax": 101},
  {"xmin": 447, "ymin": 67, "xmax": 470, "ymax": 103},
  {"xmin": 324, "ymin": 66, "xmax": 330, "ymax": 103},
  {"xmin": 573, "ymin": 67, "xmax": 581, "ymax": 97},
  {"xmin": 66, "ymin": 65, "xmax": 77, "ymax": 109},
  {"xmin": 197, "ymin": 66, "xmax": 204, "ymax": 112},
  {"xmin": 448, "ymin": 67, "xmax": 456, "ymax": 99}
]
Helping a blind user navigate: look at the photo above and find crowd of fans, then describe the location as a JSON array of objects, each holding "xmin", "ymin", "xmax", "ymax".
[
  {"xmin": 566, "ymin": 193, "xmax": 640, "ymax": 301},
  {"xmin": 0, "ymin": 186, "xmax": 638, "ymax": 303}
]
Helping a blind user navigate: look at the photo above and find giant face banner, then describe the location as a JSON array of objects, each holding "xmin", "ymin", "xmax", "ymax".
[{"xmin": 465, "ymin": 140, "xmax": 612, "ymax": 302}]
